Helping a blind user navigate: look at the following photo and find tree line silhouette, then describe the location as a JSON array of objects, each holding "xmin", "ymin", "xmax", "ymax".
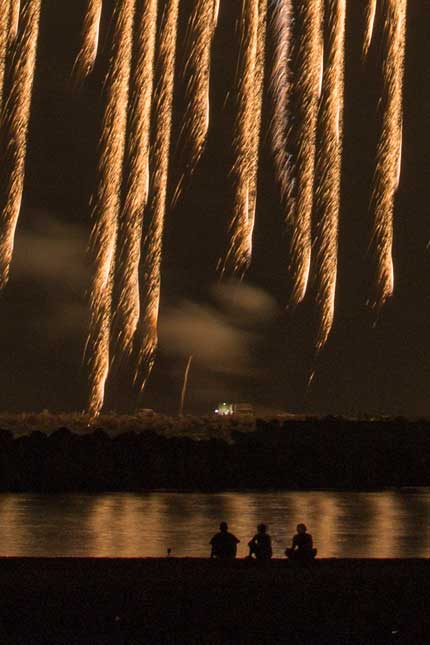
[{"xmin": 0, "ymin": 417, "xmax": 429, "ymax": 491}]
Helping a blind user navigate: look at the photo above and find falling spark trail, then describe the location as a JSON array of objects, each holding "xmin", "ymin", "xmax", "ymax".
[
  {"xmin": 247, "ymin": 0, "xmax": 267, "ymax": 242},
  {"xmin": 0, "ymin": 0, "xmax": 41, "ymax": 291},
  {"xmin": 116, "ymin": 0, "xmax": 158, "ymax": 357},
  {"xmin": 9, "ymin": 0, "xmax": 20, "ymax": 43},
  {"xmin": 269, "ymin": 0, "xmax": 293, "ymax": 222},
  {"xmin": 290, "ymin": 0, "xmax": 323, "ymax": 304},
  {"xmin": 136, "ymin": 0, "xmax": 179, "ymax": 387},
  {"xmin": 0, "ymin": 0, "xmax": 11, "ymax": 112},
  {"xmin": 87, "ymin": 0, "xmax": 135, "ymax": 417},
  {"xmin": 222, "ymin": 0, "xmax": 266, "ymax": 275},
  {"xmin": 371, "ymin": 0, "xmax": 407, "ymax": 307},
  {"xmin": 396, "ymin": 118, "xmax": 402, "ymax": 190},
  {"xmin": 72, "ymin": 0, "xmax": 103, "ymax": 86},
  {"xmin": 314, "ymin": 0, "xmax": 346, "ymax": 351},
  {"xmin": 363, "ymin": 0, "xmax": 378, "ymax": 58},
  {"xmin": 172, "ymin": 0, "xmax": 218, "ymax": 205},
  {"xmin": 213, "ymin": 0, "xmax": 220, "ymax": 27},
  {"xmin": 179, "ymin": 355, "xmax": 193, "ymax": 415}
]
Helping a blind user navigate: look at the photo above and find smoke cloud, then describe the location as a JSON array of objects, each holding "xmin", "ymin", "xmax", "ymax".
[{"xmin": 159, "ymin": 281, "xmax": 278, "ymax": 376}]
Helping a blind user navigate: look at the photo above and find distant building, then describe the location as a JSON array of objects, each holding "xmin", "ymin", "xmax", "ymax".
[{"xmin": 214, "ymin": 402, "xmax": 254, "ymax": 416}]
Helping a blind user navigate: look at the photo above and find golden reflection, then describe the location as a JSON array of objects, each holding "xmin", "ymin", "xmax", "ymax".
[
  {"xmin": 89, "ymin": 494, "xmax": 163, "ymax": 556},
  {"xmin": 0, "ymin": 495, "xmax": 26, "ymax": 555},
  {"xmin": 0, "ymin": 491, "xmax": 429, "ymax": 558},
  {"xmin": 369, "ymin": 492, "xmax": 400, "ymax": 558}
]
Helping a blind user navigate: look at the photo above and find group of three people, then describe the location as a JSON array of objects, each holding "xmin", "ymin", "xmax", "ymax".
[{"xmin": 210, "ymin": 521, "xmax": 317, "ymax": 562}]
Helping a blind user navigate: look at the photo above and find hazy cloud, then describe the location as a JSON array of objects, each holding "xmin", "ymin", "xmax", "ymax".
[
  {"xmin": 212, "ymin": 280, "xmax": 278, "ymax": 324},
  {"xmin": 159, "ymin": 301, "xmax": 250, "ymax": 375}
]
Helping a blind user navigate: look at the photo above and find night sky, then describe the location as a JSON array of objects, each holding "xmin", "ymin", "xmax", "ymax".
[{"xmin": 0, "ymin": 0, "xmax": 429, "ymax": 416}]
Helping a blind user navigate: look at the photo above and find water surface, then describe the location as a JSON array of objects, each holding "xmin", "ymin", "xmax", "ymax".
[{"xmin": 0, "ymin": 489, "xmax": 429, "ymax": 558}]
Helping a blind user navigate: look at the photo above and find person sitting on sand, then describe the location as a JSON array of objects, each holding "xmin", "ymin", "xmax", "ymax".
[
  {"xmin": 248, "ymin": 523, "xmax": 273, "ymax": 560},
  {"xmin": 210, "ymin": 521, "xmax": 240, "ymax": 559},
  {"xmin": 285, "ymin": 523, "xmax": 317, "ymax": 562}
]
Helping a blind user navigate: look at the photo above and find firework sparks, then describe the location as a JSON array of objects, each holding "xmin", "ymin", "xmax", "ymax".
[
  {"xmin": 269, "ymin": 0, "xmax": 293, "ymax": 222},
  {"xmin": 136, "ymin": 0, "xmax": 179, "ymax": 387},
  {"xmin": 172, "ymin": 0, "xmax": 219, "ymax": 205},
  {"xmin": 179, "ymin": 354, "xmax": 193, "ymax": 415},
  {"xmin": 247, "ymin": 0, "xmax": 267, "ymax": 242},
  {"xmin": 9, "ymin": 0, "xmax": 20, "ymax": 43},
  {"xmin": 222, "ymin": 0, "xmax": 266, "ymax": 276},
  {"xmin": 363, "ymin": 0, "xmax": 378, "ymax": 58},
  {"xmin": 72, "ymin": 0, "xmax": 103, "ymax": 86},
  {"xmin": 0, "ymin": 0, "xmax": 41, "ymax": 291},
  {"xmin": 314, "ymin": 0, "xmax": 346, "ymax": 350},
  {"xmin": 87, "ymin": 0, "xmax": 135, "ymax": 417},
  {"xmin": 371, "ymin": 0, "xmax": 407, "ymax": 307},
  {"xmin": 115, "ymin": 0, "xmax": 158, "ymax": 357},
  {"xmin": 290, "ymin": 0, "xmax": 323, "ymax": 304},
  {"xmin": 0, "ymin": 0, "xmax": 11, "ymax": 112}
]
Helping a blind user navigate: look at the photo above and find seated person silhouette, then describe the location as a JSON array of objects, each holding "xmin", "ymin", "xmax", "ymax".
[
  {"xmin": 248, "ymin": 523, "xmax": 273, "ymax": 560},
  {"xmin": 285, "ymin": 523, "xmax": 317, "ymax": 562},
  {"xmin": 210, "ymin": 521, "xmax": 240, "ymax": 559}
]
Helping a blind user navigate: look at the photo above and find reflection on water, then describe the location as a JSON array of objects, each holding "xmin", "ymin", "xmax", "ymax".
[{"xmin": 0, "ymin": 489, "xmax": 429, "ymax": 558}]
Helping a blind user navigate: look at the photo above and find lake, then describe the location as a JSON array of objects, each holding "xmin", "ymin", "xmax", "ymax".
[{"xmin": 0, "ymin": 489, "xmax": 429, "ymax": 558}]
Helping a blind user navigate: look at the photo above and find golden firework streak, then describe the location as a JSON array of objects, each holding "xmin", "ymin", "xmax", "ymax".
[
  {"xmin": 314, "ymin": 0, "xmax": 346, "ymax": 350},
  {"xmin": 116, "ymin": 0, "xmax": 158, "ymax": 356},
  {"xmin": 0, "ymin": 0, "xmax": 41, "ymax": 291},
  {"xmin": 87, "ymin": 0, "xmax": 135, "ymax": 417},
  {"xmin": 136, "ymin": 0, "xmax": 179, "ymax": 387},
  {"xmin": 72, "ymin": 0, "xmax": 103, "ymax": 86},
  {"xmin": 9, "ymin": 0, "xmax": 20, "ymax": 43},
  {"xmin": 0, "ymin": 0, "xmax": 11, "ymax": 112},
  {"xmin": 269, "ymin": 0, "xmax": 293, "ymax": 221},
  {"xmin": 179, "ymin": 354, "xmax": 193, "ymax": 416},
  {"xmin": 363, "ymin": 0, "xmax": 378, "ymax": 58},
  {"xmin": 247, "ymin": 0, "xmax": 267, "ymax": 242},
  {"xmin": 371, "ymin": 0, "xmax": 407, "ymax": 307},
  {"xmin": 172, "ymin": 0, "xmax": 219, "ymax": 206},
  {"xmin": 290, "ymin": 0, "xmax": 323, "ymax": 304},
  {"xmin": 222, "ymin": 0, "xmax": 267, "ymax": 275}
]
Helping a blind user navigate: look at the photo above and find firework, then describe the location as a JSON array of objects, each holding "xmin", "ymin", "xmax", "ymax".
[
  {"xmin": 179, "ymin": 355, "xmax": 193, "ymax": 415},
  {"xmin": 9, "ymin": 0, "xmax": 20, "ymax": 43},
  {"xmin": 72, "ymin": 0, "xmax": 103, "ymax": 86},
  {"xmin": 314, "ymin": 0, "xmax": 346, "ymax": 350},
  {"xmin": 221, "ymin": 0, "xmax": 265, "ymax": 276},
  {"xmin": 172, "ymin": 0, "xmax": 219, "ymax": 206},
  {"xmin": 290, "ymin": 0, "xmax": 323, "ymax": 304},
  {"xmin": 87, "ymin": 0, "xmax": 135, "ymax": 417},
  {"xmin": 247, "ymin": 0, "xmax": 267, "ymax": 243},
  {"xmin": 269, "ymin": 0, "xmax": 293, "ymax": 222},
  {"xmin": 115, "ymin": 0, "xmax": 158, "ymax": 357},
  {"xmin": 370, "ymin": 0, "xmax": 407, "ymax": 307},
  {"xmin": 136, "ymin": 0, "xmax": 179, "ymax": 387},
  {"xmin": 0, "ymin": 0, "xmax": 41, "ymax": 291},
  {"xmin": 363, "ymin": 0, "xmax": 378, "ymax": 58},
  {"xmin": 0, "ymin": 0, "xmax": 11, "ymax": 112}
]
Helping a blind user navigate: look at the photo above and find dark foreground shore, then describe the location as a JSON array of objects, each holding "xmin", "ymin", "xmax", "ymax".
[{"xmin": 0, "ymin": 558, "xmax": 429, "ymax": 644}]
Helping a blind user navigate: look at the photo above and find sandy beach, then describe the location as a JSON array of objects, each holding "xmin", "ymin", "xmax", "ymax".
[{"xmin": 0, "ymin": 558, "xmax": 429, "ymax": 643}]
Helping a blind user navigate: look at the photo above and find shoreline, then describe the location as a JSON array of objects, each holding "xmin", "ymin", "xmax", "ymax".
[{"xmin": 1, "ymin": 558, "xmax": 429, "ymax": 643}]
